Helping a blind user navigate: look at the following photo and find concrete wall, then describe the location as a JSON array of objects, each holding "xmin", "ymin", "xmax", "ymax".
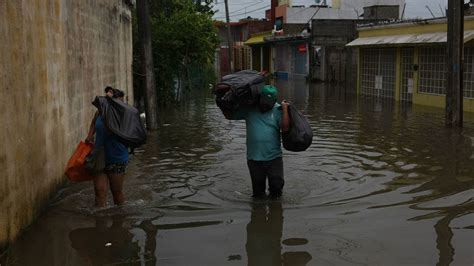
[
  {"xmin": 311, "ymin": 20, "xmax": 359, "ymax": 83},
  {"xmin": 337, "ymin": 0, "xmax": 405, "ymax": 17},
  {"xmin": 282, "ymin": 24, "xmax": 307, "ymax": 35},
  {"xmin": 0, "ymin": 0, "xmax": 133, "ymax": 249},
  {"xmin": 312, "ymin": 20, "xmax": 358, "ymax": 41},
  {"xmin": 275, "ymin": 5, "xmax": 288, "ymax": 23},
  {"xmin": 286, "ymin": 7, "xmax": 359, "ymax": 24},
  {"xmin": 363, "ymin": 5, "xmax": 399, "ymax": 20}
]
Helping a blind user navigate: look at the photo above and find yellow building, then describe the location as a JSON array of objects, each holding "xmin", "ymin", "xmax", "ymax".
[{"xmin": 347, "ymin": 16, "xmax": 474, "ymax": 112}]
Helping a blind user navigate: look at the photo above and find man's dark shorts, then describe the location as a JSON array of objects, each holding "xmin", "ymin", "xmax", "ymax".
[{"xmin": 247, "ymin": 157, "xmax": 284, "ymax": 198}]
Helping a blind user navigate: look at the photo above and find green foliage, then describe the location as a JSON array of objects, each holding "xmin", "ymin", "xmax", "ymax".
[{"xmin": 133, "ymin": 0, "xmax": 219, "ymax": 107}]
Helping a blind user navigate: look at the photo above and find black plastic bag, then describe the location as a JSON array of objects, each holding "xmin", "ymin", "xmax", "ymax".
[
  {"xmin": 214, "ymin": 70, "xmax": 263, "ymax": 112},
  {"xmin": 215, "ymin": 88, "xmax": 239, "ymax": 112},
  {"xmin": 282, "ymin": 105, "xmax": 313, "ymax": 152},
  {"xmin": 92, "ymin": 96, "xmax": 147, "ymax": 148}
]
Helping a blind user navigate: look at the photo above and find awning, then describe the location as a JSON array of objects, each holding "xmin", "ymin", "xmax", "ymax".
[
  {"xmin": 347, "ymin": 30, "xmax": 474, "ymax": 47},
  {"xmin": 244, "ymin": 31, "xmax": 272, "ymax": 46}
]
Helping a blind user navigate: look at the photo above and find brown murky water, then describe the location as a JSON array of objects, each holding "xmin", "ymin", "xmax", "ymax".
[{"xmin": 2, "ymin": 79, "xmax": 474, "ymax": 266}]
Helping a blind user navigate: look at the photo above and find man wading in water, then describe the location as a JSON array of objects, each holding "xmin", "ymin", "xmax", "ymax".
[{"xmin": 223, "ymin": 85, "xmax": 290, "ymax": 199}]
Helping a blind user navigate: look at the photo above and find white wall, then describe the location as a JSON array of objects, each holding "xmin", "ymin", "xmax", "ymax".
[
  {"xmin": 286, "ymin": 7, "xmax": 359, "ymax": 24},
  {"xmin": 286, "ymin": 0, "xmax": 405, "ymax": 24}
]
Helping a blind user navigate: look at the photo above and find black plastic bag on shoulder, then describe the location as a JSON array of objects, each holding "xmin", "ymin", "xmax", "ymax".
[
  {"xmin": 282, "ymin": 105, "xmax": 313, "ymax": 152},
  {"xmin": 92, "ymin": 96, "xmax": 147, "ymax": 148},
  {"xmin": 214, "ymin": 70, "xmax": 264, "ymax": 111}
]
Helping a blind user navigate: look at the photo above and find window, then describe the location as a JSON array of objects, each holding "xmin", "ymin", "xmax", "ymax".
[
  {"xmin": 360, "ymin": 48, "xmax": 397, "ymax": 99},
  {"xmin": 464, "ymin": 46, "xmax": 474, "ymax": 98},
  {"xmin": 419, "ymin": 47, "xmax": 446, "ymax": 95},
  {"xmin": 401, "ymin": 48, "xmax": 414, "ymax": 102}
]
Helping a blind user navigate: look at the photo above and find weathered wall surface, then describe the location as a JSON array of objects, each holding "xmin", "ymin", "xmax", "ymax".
[
  {"xmin": 0, "ymin": 0, "xmax": 133, "ymax": 249},
  {"xmin": 311, "ymin": 20, "xmax": 359, "ymax": 83},
  {"xmin": 363, "ymin": 5, "xmax": 400, "ymax": 20}
]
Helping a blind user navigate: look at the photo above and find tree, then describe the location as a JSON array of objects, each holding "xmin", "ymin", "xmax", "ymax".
[{"xmin": 133, "ymin": 0, "xmax": 220, "ymax": 107}]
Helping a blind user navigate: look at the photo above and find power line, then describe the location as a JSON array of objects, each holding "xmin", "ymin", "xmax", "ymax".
[
  {"xmin": 214, "ymin": 4, "xmax": 270, "ymax": 19},
  {"xmin": 213, "ymin": 0, "xmax": 267, "ymax": 18},
  {"xmin": 214, "ymin": 0, "xmax": 262, "ymax": 5},
  {"xmin": 231, "ymin": 0, "xmax": 266, "ymax": 14}
]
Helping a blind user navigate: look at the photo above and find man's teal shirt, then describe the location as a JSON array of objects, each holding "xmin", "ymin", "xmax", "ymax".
[{"xmin": 233, "ymin": 103, "xmax": 282, "ymax": 161}]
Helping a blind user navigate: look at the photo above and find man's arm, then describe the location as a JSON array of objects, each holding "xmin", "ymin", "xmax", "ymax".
[{"xmin": 280, "ymin": 101, "xmax": 290, "ymax": 133}]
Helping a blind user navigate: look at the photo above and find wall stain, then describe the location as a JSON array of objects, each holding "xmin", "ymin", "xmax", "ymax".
[{"xmin": 0, "ymin": 0, "xmax": 134, "ymax": 249}]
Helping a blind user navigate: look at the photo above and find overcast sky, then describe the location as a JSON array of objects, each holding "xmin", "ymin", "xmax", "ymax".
[{"xmin": 213, "ymin": 0, "xmax": 451, "ymax": 21}]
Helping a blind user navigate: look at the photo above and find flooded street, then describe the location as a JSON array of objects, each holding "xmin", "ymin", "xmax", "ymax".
[{"xmin": 2, "ymin": 79, "xmax": 474, "ymax": 266}]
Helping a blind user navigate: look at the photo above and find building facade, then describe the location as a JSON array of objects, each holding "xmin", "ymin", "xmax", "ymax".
[
  {"xmin": 215, "ymin": 19, "xmax": 272, "ymax": 77},
  {"xmin": 311, "ymin": 19, "xmax": 360, "ymax": 83},
  {"xmin": 348, "ymin": 16, "xmax": 474, "ymax": 111},
  {"xmin": 245, "ymin": 24, "xmax": 311, "ymax": 79},
  {"xmin": 0, "ymin": 0, "xmax": 134, "ymax": 249},
  {"xmin": 333, "ymin": 0, "xmax": 405, "ymax": 18}
]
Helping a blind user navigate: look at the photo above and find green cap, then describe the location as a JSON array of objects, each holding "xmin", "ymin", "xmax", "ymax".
[{"xmin": 261, "ymin": 85, "xmax": 277, "ymax": 100}]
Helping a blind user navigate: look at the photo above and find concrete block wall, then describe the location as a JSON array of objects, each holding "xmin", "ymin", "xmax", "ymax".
[
  {"xmin": 311, "ymin": 20, "xmax": 359, "ymax": 83},
  {"xmin": 0, "ymin": 0, "xmax": 133, "ymax": 249},
  {"xmin": 363, "ymin": 5, "xmax": 400, "ymax": 20},
  {"xmin": 312, "ymin": 20, "xmax": 358, "ymax": 40},
  {"xmin": 282, "ymin": 24, "xmax": 307, "ymax": 35}
]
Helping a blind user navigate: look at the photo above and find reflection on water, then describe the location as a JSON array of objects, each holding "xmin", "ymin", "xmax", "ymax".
[
  {"xmin": 1, "ymin": 79, "xmax": 474, "ymax": 265},
  {"xmin": 69, "ymin": 217, "xmax": 140, "ymax": 265},
  {"xmin": 246, "ymin": 201, "xmax": 284, "ymax": 266},
  {"xmin": 246, "ymin": 201, "xmax": 312, "ymax": 266}
]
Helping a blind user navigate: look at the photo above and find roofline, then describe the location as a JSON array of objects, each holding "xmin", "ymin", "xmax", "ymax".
[
  {"xmin": 358, "ymin": 15, "xmax": 474, "ymax": 31},
  {"xmin": 363, "ymin": 5, "xmax": 401, "ymax": 8},
  {"xmin": 263, "ymin": 34, "xmax": 311, "ymax": 43},
  {"xmin": 249, "ymin": 31, "xmax": 273, "ymax": 38},
  {"xmin": 213, "ymin": 19, "xmax": 270, "ymax": 27},
  {"xmin": 346, "ymin": 30, "xmax": 474, "ymax": 47}
]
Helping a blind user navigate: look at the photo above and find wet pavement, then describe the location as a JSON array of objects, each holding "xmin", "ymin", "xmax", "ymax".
[{"xmin": 1, "ymin": 79, "xmax": 474, "ymax": 265}]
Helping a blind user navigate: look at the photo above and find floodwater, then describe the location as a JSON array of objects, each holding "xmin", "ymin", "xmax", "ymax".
[{"xmin": 1, "ymin": 79, "xmax": 474, "ymax": 266}]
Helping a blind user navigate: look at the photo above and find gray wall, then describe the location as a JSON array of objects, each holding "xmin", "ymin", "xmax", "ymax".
[
  {"xmin": 311, "ymin": 20, "xmax": 359, "ymax": 83},
  {"xmin": 363, "ymin": 5, "xmax": 400, "ymax": 20},
  {"xmin": 0, "ymin": 0, "xmax": 133, "ymax": 248}
]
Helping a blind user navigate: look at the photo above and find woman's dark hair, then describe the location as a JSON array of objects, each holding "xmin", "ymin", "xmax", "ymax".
[{"xmin": 104, "ymin": 86, "xmax": 114, "ymax": 94}]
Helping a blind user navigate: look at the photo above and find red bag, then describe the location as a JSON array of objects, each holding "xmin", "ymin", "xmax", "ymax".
[{"xmin": 65, "ymin": 141, "xmax": 93, "ymax": 182}]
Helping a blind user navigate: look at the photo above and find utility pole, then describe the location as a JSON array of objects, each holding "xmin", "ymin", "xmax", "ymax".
[
  {"xmin": 137, "ymin": 0, "xmax": 159, "ymax": 130},
  {"xmin": 446, "ymin": 0, "xmax": 464, "ymax": 127},
  {"xmin": 224, "ymin": 0, "xmax": 234, "ymax": 73}
]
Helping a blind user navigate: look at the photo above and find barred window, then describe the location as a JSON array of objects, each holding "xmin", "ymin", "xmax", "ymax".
[
  {"xmin": 360, "ymin": 48, "xmax": 396, "ymax": 99},
  {"xmin": 419, "ymin": 47, "xmax": 446, "ymax": 95},
  {"xmin": 233, "ymin": 46, "xmax": 253, "ymax": 71},
  {"xmin": 401, "ymin": 48, "xmax": 414, "ymax": 102},
  {"xmin": 464, "ymin": 46, "xmax": 474, "ymax": 99}
]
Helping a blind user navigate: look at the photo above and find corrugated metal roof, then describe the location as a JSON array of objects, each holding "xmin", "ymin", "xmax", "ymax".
[
  {"xmin": 347, "ymin": 30, "xmax": 474, "ymax": 47},
  {"xmin": 244, "ymin": 31, "xmax": 273, "ymax": 46}
]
